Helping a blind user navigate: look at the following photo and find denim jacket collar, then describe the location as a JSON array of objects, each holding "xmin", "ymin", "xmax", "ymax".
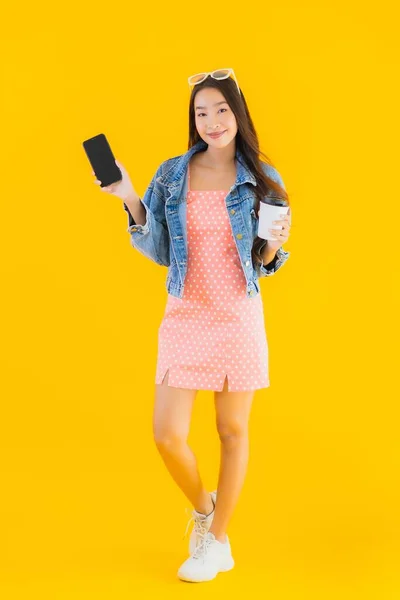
[{"xmin": 156, "ymin": 139, "xmax": 257, "ymax": 189}]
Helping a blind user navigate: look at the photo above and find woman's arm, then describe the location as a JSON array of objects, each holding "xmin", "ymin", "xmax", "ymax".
[
  {"xmin": 123, "ymin": 163, "xmax": 170, "ymax": 267},
  {"xmin": 124, "ymin": 194, "xmax": 146, "ymax": 226},
  {"xmin": 258, "ymin": 163, "xmax": 291, "ymax": 277}
]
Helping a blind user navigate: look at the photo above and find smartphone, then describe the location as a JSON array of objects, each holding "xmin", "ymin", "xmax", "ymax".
[{"xmin": 82, "ymin": 133, "xmax": 122, "ymax": 187}]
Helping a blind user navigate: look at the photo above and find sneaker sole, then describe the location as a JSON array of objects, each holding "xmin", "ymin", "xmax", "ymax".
[{"xmin": 178, "ymin": 556, "xmax": 235, "ymax": 582}]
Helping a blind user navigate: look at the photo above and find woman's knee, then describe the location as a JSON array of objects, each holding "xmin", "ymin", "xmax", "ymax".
[
  {"xmin": 216, "ymin": 418, "xmax": 248, "ymax": 444},
  {"xmin": 153, "ymin": 429, "xmax": 188, "ymax": 451}
]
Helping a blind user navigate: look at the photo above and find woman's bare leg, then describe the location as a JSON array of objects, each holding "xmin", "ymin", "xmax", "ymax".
[
  {"xmin": 153, "ymin": 370, "xmax": 214, "ymax": 516},
  {"xmin": 209, "ymin": 375, "xmax": 255, "ymax": 542}
]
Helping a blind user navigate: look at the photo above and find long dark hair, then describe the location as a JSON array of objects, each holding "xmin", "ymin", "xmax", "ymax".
[{"xmin": 187, "ymin": 75, "xmax": 290, "ymax": 274}]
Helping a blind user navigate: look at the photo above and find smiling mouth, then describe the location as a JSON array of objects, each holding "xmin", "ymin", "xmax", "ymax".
[{"xmin": 208, "ymin": 130, "xmax": 227, "ymax": 137}]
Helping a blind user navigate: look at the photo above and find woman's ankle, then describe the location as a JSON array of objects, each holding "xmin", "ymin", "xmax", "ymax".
[{"xmin": 195, "ymin": 492, "xmax": 214, "ymax": 516}]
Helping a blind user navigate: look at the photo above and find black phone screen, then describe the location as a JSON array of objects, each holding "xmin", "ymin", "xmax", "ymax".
[{"xmin": 82, "ymin": 133, "xmax": 122, "ymax": 187}]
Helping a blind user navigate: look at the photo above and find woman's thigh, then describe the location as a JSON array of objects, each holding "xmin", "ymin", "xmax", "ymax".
[{"xmin": 153, "ymin": 369, "xmax": 199, "ymax": 441}]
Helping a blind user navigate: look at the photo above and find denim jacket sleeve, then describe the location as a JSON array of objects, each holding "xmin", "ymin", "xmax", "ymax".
[
  {"xmin": 258, "ymin": 163, "xmax": 291, "ymax": 277},
  {"xmin": 123, "ymin": 163, "xmax": 170, "ymax": 267}
]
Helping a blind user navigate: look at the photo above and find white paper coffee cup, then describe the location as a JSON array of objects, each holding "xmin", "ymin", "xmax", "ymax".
[{"xmin": 258, "ymin": 202, "xmax": 289, "ymax": 241}]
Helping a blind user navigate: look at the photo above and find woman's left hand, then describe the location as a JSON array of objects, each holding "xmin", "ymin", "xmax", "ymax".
[{"xmin": 257, "ymin": 208, "xmax": 292, "ymax": 250}]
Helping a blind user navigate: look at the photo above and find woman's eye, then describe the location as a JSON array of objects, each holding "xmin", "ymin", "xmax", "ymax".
[{"xmin": 197, "ymin": 108, "xmax": 227, "ymax": 117}]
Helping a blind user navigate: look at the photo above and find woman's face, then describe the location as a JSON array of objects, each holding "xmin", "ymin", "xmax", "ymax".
[{"xmin": 194, "ymin": 87, "xmax": 238, "ymax": 147}]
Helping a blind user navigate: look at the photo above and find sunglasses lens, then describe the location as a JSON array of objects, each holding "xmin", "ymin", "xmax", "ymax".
[
  {"xmin": 213, "ymin": 69, "xmax": 231, "ymax": 79},
  {"xmin": 189, "ymin": 73, "xmax": 207, "ymax": 85}
]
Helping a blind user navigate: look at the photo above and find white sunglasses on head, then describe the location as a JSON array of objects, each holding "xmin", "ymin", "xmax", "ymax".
[{"xmin": 188, "ymin": 68, "xmax": 241, "ymax": 96}]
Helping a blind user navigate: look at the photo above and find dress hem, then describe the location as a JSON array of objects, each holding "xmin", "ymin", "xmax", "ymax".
[{"xmin": 155, "ymin": 366, "xmax": 270, "ymax": 392}]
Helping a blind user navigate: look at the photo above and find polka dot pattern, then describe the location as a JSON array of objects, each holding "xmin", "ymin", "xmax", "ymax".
[{"xmin": 155, "ymin": 168, "xmax": 270, "ymax": 392}]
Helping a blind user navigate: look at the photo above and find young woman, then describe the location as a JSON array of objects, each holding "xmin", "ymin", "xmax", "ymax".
[{"xmin": 94, "ymin": 68, "xmax": 292, "ymax": 583}]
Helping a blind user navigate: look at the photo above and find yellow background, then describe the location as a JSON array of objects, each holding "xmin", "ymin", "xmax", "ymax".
[{"xmin": 1, "ymin": 0, "xmax": 399, "ymax": 597}]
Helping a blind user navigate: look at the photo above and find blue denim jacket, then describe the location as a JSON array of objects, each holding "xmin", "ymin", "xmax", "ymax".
[{"xmin": 123, "ymin": 139, "xmax": 290, "ymax": 298}]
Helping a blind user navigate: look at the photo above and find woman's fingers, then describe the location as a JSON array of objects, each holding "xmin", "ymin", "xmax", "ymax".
[
  {"xmin": 92, "ymin": 170, "xmax": 114, "ymax": 193},
  {"xmin": 92, "ymin": 159, "xmax": 134, "ymax": 199},
  {"xmin": 94, "ymin": 180, "xmax": 116, "ymax": 193},
  {"xmin": 102, "ymin": 184, "xmax": 117, "ymax": 193}
]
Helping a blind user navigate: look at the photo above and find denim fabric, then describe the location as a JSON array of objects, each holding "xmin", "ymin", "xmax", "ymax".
[{"xmin": 123, "ymin": 139, "xmax": 290, "ymax": 298}]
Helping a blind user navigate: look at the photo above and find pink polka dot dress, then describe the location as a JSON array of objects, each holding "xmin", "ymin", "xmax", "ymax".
[{"xmin": 155, "ymin": 163, "xmax": 269, "ymax": 392}]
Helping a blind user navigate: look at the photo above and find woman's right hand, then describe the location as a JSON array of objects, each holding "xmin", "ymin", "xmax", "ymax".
[{"xmin": 93, "ymin": 159, "xmax": 138, "ymax": 202}]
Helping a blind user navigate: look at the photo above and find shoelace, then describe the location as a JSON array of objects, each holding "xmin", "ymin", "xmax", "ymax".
[
  {"xmin": 191, "ymin": 533, "xmax": 216, "ymax": 560},
  {"xmin": 182, "ymin": 506, "xmax": 210, "ymax": 542}
]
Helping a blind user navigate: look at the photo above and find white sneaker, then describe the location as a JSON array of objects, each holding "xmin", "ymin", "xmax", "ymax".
[
  {"xmin": 177, "ymin": 531, "xmax": 235, "ymax": 582},
  {"xmin": 183, "ymin": 491, "xmax": 217, "ymax": 554}
]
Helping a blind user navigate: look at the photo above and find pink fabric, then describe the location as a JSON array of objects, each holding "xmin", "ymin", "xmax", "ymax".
[{"xmin": 155, "ymin": 164, "xmax": 269, "ymax": 392}]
